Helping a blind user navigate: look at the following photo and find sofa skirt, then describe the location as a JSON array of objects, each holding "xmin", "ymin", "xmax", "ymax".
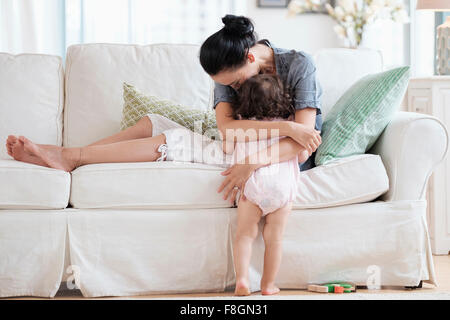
[{"xmin": 0, "ymin": 199, "xmax": 435, "ymax": 298}]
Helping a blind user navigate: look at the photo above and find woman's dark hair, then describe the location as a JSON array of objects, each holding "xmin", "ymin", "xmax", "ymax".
[
  {"xmin": 231, "ymin": 74, "xmax": 295, "ymax": 121},
  {"xmin": 199, "ymin": 14, "xmax": 257, "ymax": 75}
]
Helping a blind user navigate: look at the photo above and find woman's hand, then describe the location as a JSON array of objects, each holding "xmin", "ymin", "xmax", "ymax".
[
  {"xmin": 218, "ymin": 163, "xmax": 259, "ymax": 204},
  {"xmin": 287, "ymin": 122, "xmax": 321, "ymax": 156}
]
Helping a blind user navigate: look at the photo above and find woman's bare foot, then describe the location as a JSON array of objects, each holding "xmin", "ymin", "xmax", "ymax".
[
  {"xmin": 261, "ymin": 282, "xmax": 280, "ymax": 295},
  {"xmin": 7, "ymin": 135, "xmax": 49, "ymax": 167},
  {"xmin": 234, "ymin": 278, "xmax": 251, "ymax": 296},
  {"xmin": 14, "ymin": 136, "xmax": 79, "ymax": 172}
]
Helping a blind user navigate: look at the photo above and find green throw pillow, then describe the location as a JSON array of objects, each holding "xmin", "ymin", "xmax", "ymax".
[
  {"xmin": 121, "ymin": 82, "xmax": 220, "ymax": 139},
  {"xmin": 315, "ymin": 66, "xmax": 410, "ymax": 166}
]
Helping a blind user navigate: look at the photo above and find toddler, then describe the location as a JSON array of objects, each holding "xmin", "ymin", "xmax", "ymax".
[{"xmin": 227, "ymin": 74, "xmax": 304, "ymax": 296}]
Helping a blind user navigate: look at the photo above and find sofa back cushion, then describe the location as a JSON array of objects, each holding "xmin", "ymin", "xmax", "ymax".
[
  {"xmin": 64, "ymin": 43, "xmax": 213, "ymax": 147},
  {"xmin": 0, "ymin": 53, "xmax": 64, "ymax": 159},
  {"xmin": 313, "ymin": 48, "xmax": 383, "ymax": 119},
  {"xmin": 63, "ymin": 44, "xmax": 383, "ymax": 147}
]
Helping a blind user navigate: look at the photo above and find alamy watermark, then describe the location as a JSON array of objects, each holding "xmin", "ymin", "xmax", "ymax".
[
  {"xmin": 66, "ymin": 265, "xmax": 81, "ymax": 290},
  {"xmin": 366, "ymin": 265, "xmax": 381, "ymax": 290},
  {"xmin": 164, "ymin": 120, "xmax": 284, "ymax": 170}
]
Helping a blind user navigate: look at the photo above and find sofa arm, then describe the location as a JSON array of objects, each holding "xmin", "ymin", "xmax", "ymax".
[{"xmin": 369, "ymin": 111, "xmax": 448, "ymax": 201}]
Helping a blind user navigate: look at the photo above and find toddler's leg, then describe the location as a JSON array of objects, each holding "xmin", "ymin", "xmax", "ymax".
[
  {"xmin": 260, "ymin": 202, "xmax": 292, "ymax": 295},
  {"xmin": 233, "ymin": 198, "xmax": 263, "ymax": 296}
]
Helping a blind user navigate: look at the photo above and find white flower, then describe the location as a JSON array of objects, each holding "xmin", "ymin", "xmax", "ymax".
[
  {"xmin": 386, "ymin": 0, "xmax": 403, "ymax": 8},
  {"xmin": 371, "ymin": 0, "xmax": 386, "ymax": 7},
  {"xmin": 369, "ymin": 0, "xmax": 386, "ymax": 13},
  {"xmin": 333, "ymin": 24, "xmax": 347, "ymax": 38},
  {"xmin": 335, "ymin": 6, "xmax": 345, "ymax": 19},
  {"xmin": 325, "ymin": 3, "xmax": 335, "ymax": 15},
  {"xmin": 365, "ymin": 13, "xmax": 376, "ymax": 24},
  {"xmin": 392, "ymin": 9, "xmax": 409, "ymax": 23},
  {"xmin": 355, "ymin": 0, "xmax": 364, "ymax": 11},
  {"xmin": 345, "ymin": 15, "xmax": 354, "ymax": 23},
  {"xmin": 338, "ymin": 0, "xmax": 356, "ymax": 14},
  {"xmin": 364, "ymin": 6, "xmax": 373, "ymax": 17},
  {"xmin": 287, "ymin": 0, "xmax": 306, "ymax": 15}
]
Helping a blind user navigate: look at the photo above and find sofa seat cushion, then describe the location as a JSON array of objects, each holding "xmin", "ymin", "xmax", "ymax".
[
  {"xmin": 0, "ymin": 160, "xmax": 70, "ymax": 209},
  {"xmin": 69, "ymin": 161, "xmax": 233, "ymax": 209},
  {"xmin": 70, "ymin": 154, "xmax": 388, "ymax": 210},
  {"xmin": 294, "ymin": 154, "xmax": 389, "ymax": 209}
]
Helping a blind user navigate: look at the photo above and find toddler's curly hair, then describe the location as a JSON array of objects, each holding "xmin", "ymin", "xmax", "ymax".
[{"xmin": 231, "ymin": 73, "xmax": 295, "ymax": 120}]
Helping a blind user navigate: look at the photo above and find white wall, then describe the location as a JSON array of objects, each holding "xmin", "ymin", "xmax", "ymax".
[{"xmin": 246, "ymin": 0, "xmax": 340, "ymax": 55}]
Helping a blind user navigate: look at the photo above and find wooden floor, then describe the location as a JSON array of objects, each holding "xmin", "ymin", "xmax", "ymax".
[{"xmin": 5, "ymin": 255, "xmax": 450, "ymax": 300}]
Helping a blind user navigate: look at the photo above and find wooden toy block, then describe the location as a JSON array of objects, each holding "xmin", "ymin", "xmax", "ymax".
[
  {"xmin": 333, "ymin": 285, "xmax": 344, "ymax": 293},
  {"xmin": 307, "ymin": 284, "xmax": 330, "ymax": 293},
  {"xmin": 307, "ymin": 282, "xmax": 356, "ymax": 293},
  {"xmin": 325, "ymin": 282, "xmax": 356, "ymax": 293}
]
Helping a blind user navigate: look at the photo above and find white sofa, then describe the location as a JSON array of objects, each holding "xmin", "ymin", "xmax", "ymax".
[{"xmin": 0, "ymin": 44, "xmax": 447, "ymax": 298}]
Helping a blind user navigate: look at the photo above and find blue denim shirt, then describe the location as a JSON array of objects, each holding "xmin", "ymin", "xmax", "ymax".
[{"xmin": 213, "ymin": 39, "xmax": 323, "ymax": 171}]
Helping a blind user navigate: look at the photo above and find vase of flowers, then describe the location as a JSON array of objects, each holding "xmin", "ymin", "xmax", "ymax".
[{"xmin": 287, "ymin": 0, "xmax": 410, "ymax": 49}]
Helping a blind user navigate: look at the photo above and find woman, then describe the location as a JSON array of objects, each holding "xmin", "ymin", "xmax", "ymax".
[
  {"xmin": 201, "ymin": 15, "xmax": 322, "ymax": 203},
  {"xmin": 5, "ymin": 14, "xmax": 322, "ymax": 204}
]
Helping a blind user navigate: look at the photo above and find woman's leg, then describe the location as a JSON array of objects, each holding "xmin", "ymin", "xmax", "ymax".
[
  {"xmin": 233, "ymin": 198, "xmax": 262, "ymax": 296},
  {"xmin": 260, "ymin": 202, "xmax": 292, "ymax": 295},
  {"xmin": 87, "ymin": 116, "xmax": 153, "ymax": 146},
  {"xmin": 6, "ymin": 116, "xmax": 154, "ymax": 166},
  {"xmin": 11, "ymin": 134, "xmax": 167, "ymax": 172}
]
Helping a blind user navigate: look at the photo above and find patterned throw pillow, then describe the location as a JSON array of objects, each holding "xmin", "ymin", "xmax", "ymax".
[
  {"xmin": 315, "ymin": 66, "xmax": 410, "ymax": 166},
  {"xmin": 121, "ymin": 82, "xmax": 220, "ymax": 139}
]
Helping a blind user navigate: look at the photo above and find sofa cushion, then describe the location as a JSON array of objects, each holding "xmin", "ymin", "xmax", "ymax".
[
  {"xmin": 294, "ymin": 154, "xmax": 389, "ymax": 209},
  {"xmin": 121, "ymin": 82, "xmax": 219, "ymax": 139},
  {"xmin": 0, "ymin": 53, "xmax": 64, "ymax": 160},
  {"xmin": 69, "ymin": 161, "xmax": 233, "ymax": 209},
  {"xmin": 315, "ymin": 66, "xmax": 410, "ymax": 166},
  {"xmin": 70, "ymin": 153, "xmax": 388, "ymax": 210},
  {"xmin": 0, "ymin": 160, "xmax": 70, "ymax": 209},
  {"xmin": 64, "ymin": 43, "xmax": 214, "ymax": 148}
]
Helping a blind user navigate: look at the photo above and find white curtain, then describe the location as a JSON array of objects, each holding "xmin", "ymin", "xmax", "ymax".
[
  {"xmin": 0, "ymin": 0, "xmax": 65, "ymax": 56},
  {"xmin": 0, "ymin": 0, "xmax": 246, "ymax": 57},
  {"xmin": 66, "ymin": 0, "xmax": 246, "ymax": 46}
]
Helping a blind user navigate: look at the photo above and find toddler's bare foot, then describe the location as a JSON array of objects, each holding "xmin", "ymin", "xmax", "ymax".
[
  {"xmin": 8, "ymin": 135, "xmax": 49, "ymax": 167},
  {"xmin": 234, "ymin": 278, "xmax": 251, "ymax": 296},
  {"xmin": 261, "ymin": 282, "xmax": 280, "ymax": 295},
  {"xmin": 17, "ymin": 136, "xmax": 79, "ymax": 172}
]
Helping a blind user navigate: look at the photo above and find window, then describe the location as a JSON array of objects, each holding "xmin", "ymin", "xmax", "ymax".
[
  {"xmin": 0, "ymin": 0, "xmax": 245, "ymax": 58},
  {"xmin": 65, "ymin": 0, "xmax": 246, "ymax": 49}
]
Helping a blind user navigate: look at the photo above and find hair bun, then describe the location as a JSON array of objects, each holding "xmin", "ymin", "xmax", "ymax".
[{"xmin": 222, "ymin": 14, "xmax": 254, "ymax": 36}]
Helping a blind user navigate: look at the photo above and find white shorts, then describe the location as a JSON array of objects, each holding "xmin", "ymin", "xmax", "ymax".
[{"xmin": 147, "ymin": 113, "xmax": 232, "ymax": 167}]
